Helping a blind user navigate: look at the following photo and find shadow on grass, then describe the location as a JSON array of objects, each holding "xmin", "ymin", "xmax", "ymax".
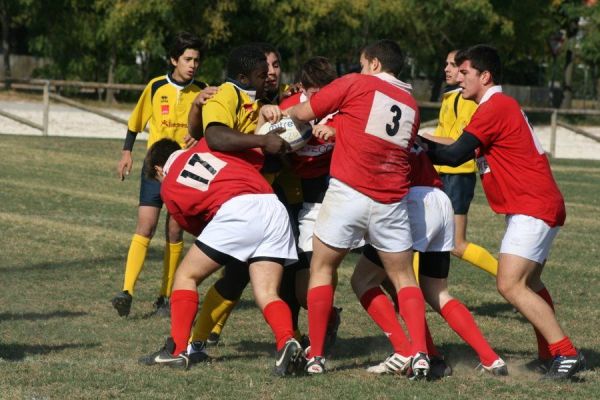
[
  {"xmin": 0, "ymin": 249, "xmax": 164, "ymax": 274},
  {"xmin": 0, "ymin": 310, "xmax": 87, "ymax": 321},
  {"xmin": 0, "ymin": 256, "xmax": 121, "ymax": 273},
  {"xmin": 469, "ymin": 301, "xmax": 528, "ymax": 321},
  {"xmin": 0, "ymin": 342, "xmax": 100, "ymax": 361}
]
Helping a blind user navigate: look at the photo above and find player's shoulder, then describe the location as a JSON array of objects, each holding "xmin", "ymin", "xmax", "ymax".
[
  {"xmin": 145, "ymin": 75, "xmax": 169, "ymax": 91},
  {"xmin": 192, "ymin": 80, "xmax": 208, "ymax": 90},
  {"xmin": 204, "ymin": 82, "xmax": 239, "ymax": 106}
]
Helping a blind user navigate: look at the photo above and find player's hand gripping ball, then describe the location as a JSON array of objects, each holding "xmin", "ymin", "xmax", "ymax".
[{"xmin": 257, "ymin": 116, "xmax": 312, "ymax": 152}]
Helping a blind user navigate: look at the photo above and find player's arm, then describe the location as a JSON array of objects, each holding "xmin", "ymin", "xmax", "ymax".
[
  {"xmin": 286, "ymin": 101, "xmax": 316, "ymax": 123},
  {"xmin": 422, "ymin": 131, "xmax": 481, "ymax": 167},
  {"xmin": 117, "ymin": 129, "xmax": 137, "ymax": 180},
  {"xmin": 188, "ymin": 86, "xmax": 220, "ymax": 140},
  {"xmin": 419, "ymin": 132, "xmax": 456, "ymax": 145},
  {"xmin": 204, "ymin": 123, "xmax": 289, "ymax": 155}
]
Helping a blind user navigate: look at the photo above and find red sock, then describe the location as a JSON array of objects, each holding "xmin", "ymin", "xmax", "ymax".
[
  {"xmin": 307, "ymin": 285, "xmax": 333, "ymax": 358},
  {"xmin": 263, "ymin": 300, "xmax": 294, "ymax": 351},
  {"xmin": 549, "ymin": 336, "xmax": 577, "ymax": 357},
  {"xmin": 360, "ymin": 287, "xmax": 410, "ymax": 356},
  {"xmin": 535, "ymin": 287, "xmax": 555, "ymax": 360},
  {"xmin": 397, "ymin": 286, "xmax": 427, "ymax": 354},
  {"xmin": 441, "ymin": 299, "xmax": 498, "ymax": 366},
  {"xmin": 170, "ymin": 289, "xmax": 199, "ymax": 355},
  {"xmin": 425, "ymin": 321, "xmax": 441, "ymax": 357}
]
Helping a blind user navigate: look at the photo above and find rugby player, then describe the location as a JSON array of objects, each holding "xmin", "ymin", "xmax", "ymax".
[
  {"xmin": 351, "ymin": 146, "xmax": 507, "ymax": 378},
  {"xmin": 264, "ymin": 39, "xmax": 430, "ymax": 378},
  {"xmin": 420, "ymin": 50, "xmax": 498, "ymax": 276},
  {"xmin": 112, "ymin": 32, "xmax": 206, "ymax": 318},
  {"xmin": 423, "ymin": 44, "xmax": 586, "ymax": 381}
]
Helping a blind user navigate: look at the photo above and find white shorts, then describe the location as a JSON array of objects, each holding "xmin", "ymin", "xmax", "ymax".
[
  {"xmin": 407, "ymin": 186, "xmax": 454, "ymax": 252},
  {"xmin": 198, "ymin": 194, "xmax": 298, "ymax": 263},
  {"xmin": 298, "ymin": 201, "xmax": 366, "ymax": 253},
  {"xmin": 500, "ymin": 214, "xmax": 559, "ymax": 263},
  {"xmin": 314, "ymin": 178, "xmax": 412, "ymax": 252},
  {"xmin": 297, "ymin": 202, "xmax": 320, "ymax": 253}
]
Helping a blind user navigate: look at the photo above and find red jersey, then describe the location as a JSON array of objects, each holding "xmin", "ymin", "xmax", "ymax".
[
  {"xmin": 161, "ymin": 139, "xmax": 273, "ymax": 235},
  {"xmin": 465, "ymin": 87, "xmax": 566, "ymax": 227},
  {"xmin": 409, "ymin": 146, "xmax": 443, "ymax": 188},
  {"xmin": 280, "ymin": 92, "xmax": 334, "ymax": 179},
  {"xmin": 309, "ymin": 73, "xmax": 420, "ymax": 203}
]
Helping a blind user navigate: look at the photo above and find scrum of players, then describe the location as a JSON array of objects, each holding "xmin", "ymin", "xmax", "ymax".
[{"xmin": 116, "ymin": 33, "xmax": 586, "ymax": 382}]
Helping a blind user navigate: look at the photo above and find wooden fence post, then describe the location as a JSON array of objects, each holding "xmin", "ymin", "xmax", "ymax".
[{"xmin": 550, "ymin": 109, "xmax": 557, "ymax": 158}]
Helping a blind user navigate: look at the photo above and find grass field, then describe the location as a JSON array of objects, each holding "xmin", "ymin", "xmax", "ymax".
[{"xmin": 0, "ymin": 134, "xmax": 599, "ymax": 399}]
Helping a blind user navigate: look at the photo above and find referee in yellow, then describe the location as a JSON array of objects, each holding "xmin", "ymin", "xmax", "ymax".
[
  {"xmin": 421, "ymin": 49, "xmax": 497, "ymax": 276},
  {"xmin": 112, "ymin": 32, "xmax": 207, "ymax": 317}
]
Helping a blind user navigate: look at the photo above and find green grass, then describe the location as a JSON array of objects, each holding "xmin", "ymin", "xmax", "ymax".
[{"xmin": 0, "ymin": 134, "xmax": 599, "ymax": 399}]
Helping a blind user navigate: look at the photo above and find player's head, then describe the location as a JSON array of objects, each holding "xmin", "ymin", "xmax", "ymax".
[
  {"xmin": 360, "ymin": 39, "xmax": 404, "ymax": 77},
  {"xmin": 298, "ymin": 56, "xmax": 337, "ymax": 99},
  {"xmin": 227, "ymin": 44, "xmax": 269, "ymax": 98},
  {"xmin": 455, "ymin": 45, "xmax": 502, "ymax": 102},
  {"xmin": 144, "ymin": 139, "xmax": 181, "ymax": 182},
  {"xmin": 444, "ymin": 50, "xmax": 460, "ymax": 86},
  {"xmin": 252, "ymin": 43, "xmax": 282, "ymax": 98},
  {"xmin": 168, "ymin": 32, "xmax": 202, "ymax": 82}
]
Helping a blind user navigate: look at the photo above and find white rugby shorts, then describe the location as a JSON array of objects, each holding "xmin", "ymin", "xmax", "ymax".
[
  {"xmin": 198, "ymin": 194, "xmax": 298, "ymax": 263},
  {"xmin": 500, "ymin": 214, "xmax": 559, "ymax": 263},
  {"xmin": 297, "ymin": 202, "xmax": 320, "ymax": 253},
  {"xmin": 407, "ymin": 186, "xmax": 454, "ymax": 252},
  {"xmin": 314, "ymin": 178, "xmax": 412, "ymax": 252}
]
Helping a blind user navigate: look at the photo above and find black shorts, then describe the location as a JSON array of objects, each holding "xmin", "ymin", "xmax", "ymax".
[
  {"xmin": 139, "ymin": 163, "xmax": 163, "ymax": 208},
  {"xmin": 362, "ymin": 244, "xmax": 450, "ymax": 279},
  {"xmin": 439, "ymin": 173, "xmax": 476, "ymax": 215}
]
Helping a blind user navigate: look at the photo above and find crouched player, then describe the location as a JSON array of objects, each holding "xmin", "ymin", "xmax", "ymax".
[{"xmin": 138, "ymin": 138, "xmax": 304, "ymax": 376}]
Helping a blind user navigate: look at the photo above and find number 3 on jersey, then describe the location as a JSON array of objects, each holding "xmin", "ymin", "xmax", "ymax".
[
  {"xmin": 365, "ymin": 91, "xmax": 416, "ymax": 148},
  {"xmin": 177, "ymin": 152, "xmax": 227, "ymax": 191}
]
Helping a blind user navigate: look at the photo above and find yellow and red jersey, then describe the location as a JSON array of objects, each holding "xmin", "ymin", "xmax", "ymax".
[
  {"xmin": 128, "ymin": 74, "xmax": 206, "ymax": 149},
  {"xmin": 433, "ymin": 89, "xmax": 478, "ymax": 174}
]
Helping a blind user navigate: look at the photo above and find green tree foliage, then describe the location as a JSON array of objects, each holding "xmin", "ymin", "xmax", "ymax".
[{"xmin": 8, "ymin": 0, "xmax": 600, "ymax": 100}]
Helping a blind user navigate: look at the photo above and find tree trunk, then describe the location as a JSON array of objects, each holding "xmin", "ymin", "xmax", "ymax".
[
  {"xmin": 1, "ymin": 5, "xmax": 11, "ymax": 89},
  {"xmin": 106, "ymin": 51, "xmax": 116, "ymax": 104},
  {"xmin": 562, "ymin": 44, "xmax": 574, "ymax": 108}
]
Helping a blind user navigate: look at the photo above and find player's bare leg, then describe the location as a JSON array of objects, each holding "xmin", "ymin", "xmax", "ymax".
[
  {"xmin": 154, "ymin": 214, "xmax": 184, "ymax": 316},
  {"xmin": 133, "ymin": 206, "xmax": 159, "ymax": 237},
  {"xmin": 377, "ymin": 249, "xmax": 429, "ymax": 379},
  {"xmin": 112, "ymin": 206, "xmax": 161, "ymax": 317},
  {"xmin": 451, "ymin": 214, "xmax": 469, "ymax": 258},
  {"xmin": 250, "ymin": 260, "xmax": 303, "ymax": 376},
  {"xmin": 306, "ymin": 237, "xmax": 347, "ymax": 373},
  {"xmin": 420, "ymin": 274, "xmax": 505, "ymax": 374},
  {"xmin": 497, "ymin": 254, "xmax": 565, "ymax": 343},
  {"xmin": 140, "ymin": 244, "xmax": 221, "ymax": 368}
]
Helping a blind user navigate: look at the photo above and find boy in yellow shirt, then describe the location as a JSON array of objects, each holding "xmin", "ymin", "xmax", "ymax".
[{"xmin": 112, "ymin": 32, "xmax": 207, "ymax": 317}]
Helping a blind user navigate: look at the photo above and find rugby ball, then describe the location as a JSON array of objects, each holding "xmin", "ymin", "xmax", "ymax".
[{"xmin": 256, "ymin": 116, "xmax": 312, "ymax": 152}]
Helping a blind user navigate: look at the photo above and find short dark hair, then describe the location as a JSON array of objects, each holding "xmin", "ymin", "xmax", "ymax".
[
  {"xmin": 298, "ymin": 57, "xmax": 337, "ymax": 89},
  {"xmin": 143, "ymin": 139, "xmax": 181, "ymax": 180},
  {"xmin": 455, "ymin": 45, "xmax": 502, "ymax": 84},
  {"xmin": 226, "ymin": 44, "xmax": 267, "ymax": 79},
  {"xmin": 168, "ymin": 32, "xmax": 203, "ymax": 61},
  {"xmin": 252, "ymin": 42, "xmax": 282, "ymax": 63},
  {"xmin": 361, "ymin": 39, "xmax": 404, "ymax": 76}
]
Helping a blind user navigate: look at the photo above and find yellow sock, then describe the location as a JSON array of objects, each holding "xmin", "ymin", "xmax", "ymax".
[
  {"xmin": 413, "ymin": 252, "xmax": 420, "ymax": 284},
  {"xmin": 160, "ymin": 241, "xmax": 183, "ymax": 298},
  {"xmin": 122, "ymin": 234, "xmax": 151, "ymax": 295},
  {"xmin": 461, "ymin": 243, "xmax": 498, "ymax": 276},
  {"xmin": 210, "ymin": 308, "xmax": 232, "ymax": 337},
  {"xmin": 294, "ymin": 328, "xmax": 302, "ymax": 341},
  {"xmin": 189, "ymin": 285, "xmax": 235, "ymax": 342}
]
